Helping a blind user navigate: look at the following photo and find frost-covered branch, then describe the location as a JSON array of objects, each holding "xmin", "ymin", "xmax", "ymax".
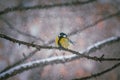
[
  {"xmin": 0, "ymin": 35, "xmax": 120, "ymax": 79},
  {"xmin": 1, "ymin": 10, "xmax": 119, "ymax": 75},
  {"xmin": 73, "ymin": 62, "xmax": 120, "ymax": 80},
  {"xmin": 83, "ymin": 36, "xmax": 120, "ymax": 55},
  {"xmin": 0, "ymin": 50, "xmax": 38, "ymax": 73},
  {"xmin": 0, "ymin": 54, "xmax": 120, "ymax": 80},
  {"xmin": 0, "ymin": 33, "xmax": 120, "ymax": 61},
  {"xmin": 0, "ymin": 0, "xmax": 96, "ymax": 15}
]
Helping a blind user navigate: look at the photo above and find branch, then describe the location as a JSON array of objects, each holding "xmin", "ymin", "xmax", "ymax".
[
  {"xmin": 0, "ymin": 2, "xmax": 119, "ymax": 73},
  {"xmin": 0, "ymin": 56, "xmax": 77, "ymax": 80},
  {"xmin": 73, "ymin": 62, "xmax": 120, "ymax": 80},
  {"xmin": 0, "ymin": 35, "xmax": 120, "ymax": 74},
  {"xmin": 0, "ymin": 50, "xmax": 38, "ymax": 73},
  {"xmin": 0, "ymin": 35, "xmax": 120, "ymax": 79},
  {"xmin": 1, "ymin": 10, "xmax": 119, "ymax": 75},
  {"xmin": 0, "ymin": 10, "xmax": 119, "ymax": 71},
  {"xmin": 0, "ymin": 33, "xmax": 120, "ymax": 61},
  {"xmin": 83, "ymin": 36, "xmax": 120, "ymax": 54},
  {"xmin": 68, "ymin": 10, "xmax": 120, "ymax": 36},
  {"xmin": 1, "ymin": 34, "xmax": 119, "ymax": 75},
  {"xmin": 0, "ymin": 0, "xmax": 96, "ymax": 15},
  {"xmin": 46, "ymin": 10, "xmax": 120, "ymax": 45},
  {"xmin": 0, "ymin": 54, "xmax": 120, "ymax": 80}
]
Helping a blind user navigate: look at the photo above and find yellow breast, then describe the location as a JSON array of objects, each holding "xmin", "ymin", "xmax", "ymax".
[
  {"xmin": 55, "ymin": 36, "xmax": 69, "ymax": 49},
  {"xmin": 55, "ymin": 36, "xmax": 59, "ymax": 47}
]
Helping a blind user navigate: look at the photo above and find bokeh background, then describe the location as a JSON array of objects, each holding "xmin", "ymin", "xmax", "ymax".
[{"xmin": 0, "ymin": 0, "xmax": 120, "ymax": 80}]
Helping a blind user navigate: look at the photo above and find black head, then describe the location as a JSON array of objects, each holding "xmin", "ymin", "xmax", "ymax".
[{"xmin": 58, "ymin": 32, "xmax": 67, "ymax": 38}]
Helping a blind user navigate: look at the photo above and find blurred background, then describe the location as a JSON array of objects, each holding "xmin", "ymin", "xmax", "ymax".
[{"xmin": 0, "ymin": 0, "xmax": 120, "ymax": 80}]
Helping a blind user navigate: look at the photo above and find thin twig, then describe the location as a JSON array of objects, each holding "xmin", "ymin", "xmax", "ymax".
[
  {"xmin": 46, "ymin": 10, "xmax": 120, "ymax": 45},
  {"xmin": 0, "ymin": 54, "xmax": 120, "ymax": 80},
  {"xmin": 0, "ymin": 10, "xmax": 119, "ymax": 75},
  {"xmin": 0, "ymin": 34, "xmax": 120, "ymax": 79},
  {"xmin": 0, "ymin": 8, "xmax": 119, "ymax": 74},
  {"xmin": 73, "ymin": 62, "xmax": 120, "ymax": 80},
  {"xmin": 0, "ymin": 0, "xmax": 96, "ymax": 15},
  {"xmin": 68, "ymin": 11, "xmax": 120, "ymax": 36},
  {"xmin": 0, "ymin": 33, "xmax": 120, "ymax": 61},
  {"xmin": 0, "ymin": 50, "xmax": 38, "ymax": 73},
  {"xmin": 1, "ymin": 34, "xmax": 119, "ymax": 76}
]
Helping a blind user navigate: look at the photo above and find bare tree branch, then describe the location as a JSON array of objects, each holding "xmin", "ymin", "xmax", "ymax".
[
  {"xmin": 0, "ymin": 1, "xmax": 119, "ymax": 79},
  {"xmin": 0, "ymin": 10, "xmax": 119, "ymax": 71},
  {"xmin": 47, "ymin": 10, "xmax": 120, "ymax": 45},
  {"xmin": 0, "ymin": 33, "xmax": 120, "ymax": 79},
  {"xmin": 1, "ymin": 34, "xmax": 119, "ymax": 76},
  {"xmin": 0, "ymin": 50, "xmax": 38, "ymax": 73},
  {"xmin": 0, "ymin": 15, "xmax": 44, "ymax": 74},
  {"xmin": 0, "ymin": 33, "xmax": 120, "ymax": 61},
  {"xmin": 0, "ymin": 5, "xmax": 119, "ymax": 76},
  {"xmin": 73, "ymin": 62, "xmax": 120, "ymax": 80},
  {"xmin": 68, "ymin": 11, "xmax": 120, "ymax": 36},
  {"xmin": 0, "ymin": 35, "xmax": 120, "ymax": 75},
  {"xmin": 0, "ymin": 55, "xmax": 80, "ymax": 80},
  {"xmin": 9, "ymin": 10, "xmax": 119, "ymax": 69},
  {"xmin": 0, "ymin": 0, "xmax": 96, "ymax": 15},
  {"xmin": 0, "ymin": 10, "xmax": 119, "ymax": 76},
  {"xmin": 0, "ymin": 32, "xmax": 120, "ymax": 66},
  {"xmin": 0, "ymin": 54, "xmax": 120, "ymax": 80},
  {"xmin": 83, "ymin": 36, "xmax": 120, "ymax": 55}
]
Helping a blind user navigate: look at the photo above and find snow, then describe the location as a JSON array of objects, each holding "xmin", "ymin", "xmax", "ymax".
[
  {"xmin": 0, "ymin": 55, "xmax": 77, "ymax": 78},
  {"xmin": 0, "ymin": 36, "xmax": 119, "ymax": 79}
]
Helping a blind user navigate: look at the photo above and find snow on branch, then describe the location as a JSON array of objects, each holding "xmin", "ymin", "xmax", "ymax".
[
  {"xmin": 0, "ymin": 35, "xmax": 120, "ymax": 79},
  {"xmin": 0, "ymin": 56, "xmax": 73, "ymax": 80},
  {"xmin": 84, "ymin": 36, "xmax": 120, "ymax": 54},
  {"xmin": 0, "ymin": 33, "xmax": 120, "ymax": 61},
  {"xmin": 0, "ymin": 0, "xmax": 96, "ymax": 15},
  {"xmin": 0, "ymin": 54, "xmax": 120, "ymax": 80},
  {"xmin": 0, "ymin": 50, "xmax": 38, "ymax": 73}
]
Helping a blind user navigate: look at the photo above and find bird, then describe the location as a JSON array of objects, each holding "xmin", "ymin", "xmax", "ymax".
[{"xmin": 55, "ymin": 32, "xmax": 73, "ymax": 49}]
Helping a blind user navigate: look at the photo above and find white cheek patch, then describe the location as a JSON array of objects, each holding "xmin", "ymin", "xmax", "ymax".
[
  {"xmin": 63, "ymin": 35, "xmax": 67, "ymax": 37},
  {"xmin": 58, "ymin": 34, "xmax": 60, "ymax": 37}
]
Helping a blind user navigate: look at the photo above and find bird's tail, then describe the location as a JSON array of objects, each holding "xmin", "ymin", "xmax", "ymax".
[{"xmin": 68, "ymin": 39, "xmax": 75, "ymax": 45}]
